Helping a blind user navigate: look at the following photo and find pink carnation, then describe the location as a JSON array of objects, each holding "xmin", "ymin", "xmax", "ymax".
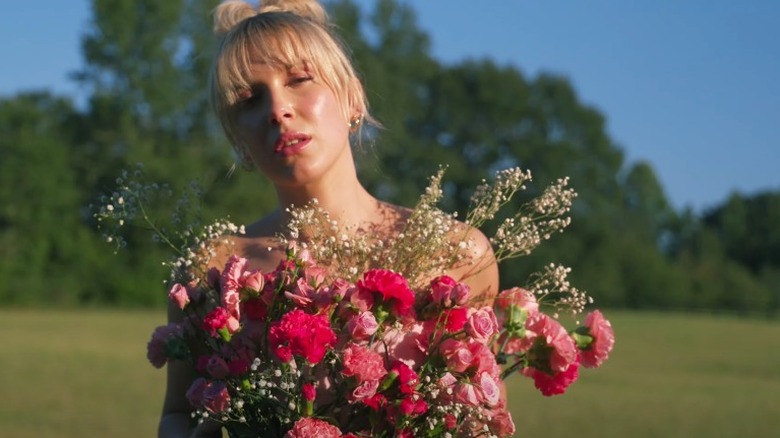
[
  {"xmin": 525, "ymin": 312, "xmax": 578, "ymax": 373},
  {"xmin": 146, "ymin": 323, "xmax": 183, "ymax": 368},
  {"xmin": 269, "ymin": 309, "xmax": 336, "ymax": 364},
  {"xmin": 580, "ymin": 310, "xmax": 615, "ymax": 368},
  {"xmin": 523, "ymin": 357, "xmax": 580, "ymax": 396},
  {"xmin": 284, "ymin": 418, "xmax": 342, "ymax": 438},
  {"xmin": 357, "ymin": 269, "xmax": 415, "ymax": 316},
  {"xmin": 202, "ymin": 307, "xmax": 239, "ymax": 338},
  {"xmin": 342, "ymin": 343, "xmax": 387, "ymax": 383}
]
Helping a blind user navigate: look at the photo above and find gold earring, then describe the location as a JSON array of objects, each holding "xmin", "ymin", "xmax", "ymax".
[{"xmin": 349, "ymin": 114, "xmax": 363, "ymax": 133}]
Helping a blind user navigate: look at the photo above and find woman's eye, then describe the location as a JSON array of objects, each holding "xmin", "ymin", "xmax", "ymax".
[
  {"xmin": 289, "ymin": 76, "xmax": 312, "ymax": 86},
  {"xmin": 238, "ymin": 93, "xmax": 263, "ymax": 108}
]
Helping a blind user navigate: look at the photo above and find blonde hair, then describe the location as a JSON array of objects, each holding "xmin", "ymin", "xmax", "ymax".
[{"xmin": 209, "ymin": 0, "xmax": 373, "ymax": 151}]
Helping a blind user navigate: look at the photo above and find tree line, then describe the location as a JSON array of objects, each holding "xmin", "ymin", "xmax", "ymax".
[{"xmin": 1, "ymin": 0, "xmax": 777, "ymax": 315}]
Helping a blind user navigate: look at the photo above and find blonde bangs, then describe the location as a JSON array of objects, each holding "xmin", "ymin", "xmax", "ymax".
[{"xmin": 210, "ymin": 12, "xmax": 368, "ymax": 146}]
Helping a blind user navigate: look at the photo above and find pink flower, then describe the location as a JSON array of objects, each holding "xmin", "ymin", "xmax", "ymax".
[
  {"xmin": 488, "ymin": 408, "xmax": 516, "ymax": 437},
  {"xmin": 146, "ymin": 323, "xmax": 183, "ymax": 368},
  {"xmin": 439, "ymin": 338, "xmax": 473, "ymax": 373},
  {"xmin": 476, "ymin": 371, "xmax": 501, "ymax": 406},
  {"xmin": 357, "ymin": 269, "xmax": 415, "ymax": 316},
  {"xmin": 302, "ymin": 383, "xmax": 316, "ymax": 402},
  {"xmin": 580, "ymin": 310, "xmax": 615, "ymax": 368},
  {"xmin": 453, "ymin": 382, "xmax": 481, "ymax": 406},
  {"xmin": 206, "ymin": 355, "xmax": 229, "ymax": 379},
  {"xmin": 284, "ymin": 418, "xmax": 342, "ymax": 438},
  {"xmin": 470, "ymin": 342, "xmax": 501, "ymax": 379},
  {"xmin": 391, "ymin": 362, "xmax": 419, "ymax": 394},
  {"xmin": 341, "ymin": 343, "xmax": 387, "ymax": 383},
  {"xmin": 220, "ymin": 255, "xmax": 247, "ymax": 313},
  {"xmin": 242, "ymin": 270, "xmax": 264, "ymax": 293},
  {"xmin": 525, "ymin": 312, "xmax": 578, "ymax": 373},
  {"xmin": 345, "ymin": 287, "xmax": 374, "ymax": 313},
  {"xmin": 430, "ymin": 275, "xmax": 470, "ymax": 307},
  {"xmin": 523, "ymin": 357, "xmax": 580, "ymax": 396},
  {"xmin": 202, "ymin": 381, "xmax": 231, "ymax": 413},
  {"xmin": 440, "ymin": 307, "xmax": 468, "ymax": 333},
  {"xmin": 202, "ymin": 307, "xmax": 239, "ymax": 338},
  {"xmin": 268, "ymin": 309, "xmax": 336, "ymax": 364},
  {"xmin": 377, "ymin": 322, "xmax": 429, "ymax": 368},
  {"xmin": 399, "ymin": 396, "xmax": 427, "ymax": 417},
  {"xmin": 465, "ymin": 306, "xmax": 499, "ymax": 344},
  {"xmin": 285, "ymin": 277, "xmax": 316, "ymax": 307},
  {"xmin": 185, "ymin": 377, "xmax": 209, "ymax": 407},
  {"xmin": 350, "ymin": 379, "xmax": 379, "ymax": 403},
  {"xmin": 167, "ymin": 283, "xmax": 190, "ymax": 309},
  {"xmin": 346, "ymin": 311, "xmax": 379, "ymax": 341},
  {"xmin": 495, "ymin": 287, "xmax": 538, "ymax": 313}
]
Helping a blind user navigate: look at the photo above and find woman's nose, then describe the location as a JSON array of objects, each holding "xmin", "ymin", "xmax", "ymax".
[{"xmin": 268, "ymin": 91, "xmax": 293, "ymax": 125}]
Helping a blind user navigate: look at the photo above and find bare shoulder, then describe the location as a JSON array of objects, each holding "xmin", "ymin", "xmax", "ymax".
[{"xmin": 449, "ymin": 222, "xmax": 499, "ymax": 307}]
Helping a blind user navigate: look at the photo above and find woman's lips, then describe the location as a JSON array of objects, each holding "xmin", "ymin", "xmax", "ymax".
[{"xmin": 274, "ymin": 133, "xmax": 311, "ymax": 157}]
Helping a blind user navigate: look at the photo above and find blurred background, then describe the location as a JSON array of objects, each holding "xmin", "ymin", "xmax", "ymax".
[{"xmin": 1, "ymin": 1, "xmax": 778, "ymax": 437}]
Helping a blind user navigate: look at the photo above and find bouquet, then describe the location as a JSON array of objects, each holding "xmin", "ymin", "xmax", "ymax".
[{"xmin": 96, "ymin": 165, "xmax": 615, "ymax": 437}]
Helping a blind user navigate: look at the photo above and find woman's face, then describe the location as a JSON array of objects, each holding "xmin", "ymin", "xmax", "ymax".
[{"xmin": 232, "ymin": 57, "xmax": 353, "ymax": 188}]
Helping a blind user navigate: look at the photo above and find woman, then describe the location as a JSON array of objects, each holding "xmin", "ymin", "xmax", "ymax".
[{"xmin": 159, "ymin": 1, "xmax": 499, "ymax": 436}]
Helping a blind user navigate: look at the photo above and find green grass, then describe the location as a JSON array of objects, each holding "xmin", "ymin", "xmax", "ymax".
[{"xmin": 1, "ymin": 309, "xmax": 778, "ymax": 437}]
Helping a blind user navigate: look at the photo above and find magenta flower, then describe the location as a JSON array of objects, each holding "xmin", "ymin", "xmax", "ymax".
[
  {"xmin": 579, "ymin": 310, "xmax": 615, "ymax": 368},
  {"xmin": 268, "ymin": 309, "xmax": 336, "ymax": 364},
  {"xmin": 357, "ymin": 269, "xmax": 415, "ymax": 316}
]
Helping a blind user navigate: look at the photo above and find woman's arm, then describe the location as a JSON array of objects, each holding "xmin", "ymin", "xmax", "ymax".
[{"xmin": 158, "ymin": 304, "xmax": 223, "ymax": 438}]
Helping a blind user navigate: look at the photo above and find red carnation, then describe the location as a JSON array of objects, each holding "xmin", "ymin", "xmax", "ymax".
[
  {"xmin": 357, "ymin": 269, "xmax": 415, "ymax": 316},
  {"xmin": 269, "ymin": 309, "xmax": 336, "ymax": 364}
]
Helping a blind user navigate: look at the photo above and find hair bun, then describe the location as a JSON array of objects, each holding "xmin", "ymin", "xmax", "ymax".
[
  {"xmin": 213, "ymin": 1, "xmax": 259, "ymax": 37},
  {"xmin": 213, "ymin": 0, "xmax": 329, "ymax": 37},
  {"xmin": 258, "ymin": 0, "xmax": 329, "ymax": 26}
]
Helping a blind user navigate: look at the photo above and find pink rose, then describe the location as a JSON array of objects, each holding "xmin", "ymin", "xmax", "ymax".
[
  {"xmin": 346, "ymin": 311, "xmax": 378, "ymax": 341},
  {"xmin": 346, "ymin": 287, "xmax": 374, "ymax": 313},
  {"xmin": 579, "ymin": 310, "xmax": 615, "ymax": 368},
  {"xmin": 167, "ymin": 283, "xmax": 190, "ymax": 309},
  {"xmin": 465, "ymin": 306, "xmax": 499, "ymax": 344},
  {"xmin": 350, "ymin": 379, "xmax": 379, "ymax": 403},
  {"xmin": 488, "ymin": 408, "xmax": 516, "ymax": 437},
  {"xmin": 430, "ymin": 275, "xmax": 470, "ymax": 307},
  {"xmin": 285, "ymin": 277, "xmax": 316, "ymax": 308},
  {"xmin": 202, "ymin": 381, "xmax": 231, "ymax": 413},
  {"xmin": 377, "ymin": 322, "xmax": 429, "ymax": 369},
  {"xmin": 469, "ymin": 341, "xmax": 501, "ymax": 379},
  {"xmin": 220, "ymin": 255, "xmax": 247, "ymax": 313},
  {"xmin": 495, "ymin": 287, "xmax": 538, "ymax": 313},
  {"xmin": 284, "ymin": 418, "xmax": 342, "ymax": 438},
  {"xmin": 439, "ymin": 338, "xmax": 473, "ymax": 373},
  {"xmin": 477, "ymin": 371, "xmax": 501, "ymax": 406},
  {"xmin": 241, "ymin": 270, "xmax": 264, "ymax": 293},
  {"xmin": 341, "ymin": 343, "xmax": 387, "ymax": 383},
  {"xmin": 453, "ymin": 382, "xmax": 480, "ymax": 406}
]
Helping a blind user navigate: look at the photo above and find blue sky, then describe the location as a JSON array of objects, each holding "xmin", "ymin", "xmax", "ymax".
[{"xmin": 2, "ymin": 0, "xmax": 778, "ymax": 213}]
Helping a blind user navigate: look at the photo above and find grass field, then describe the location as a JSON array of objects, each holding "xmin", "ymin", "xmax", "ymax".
[{"xmin": 1, "ymin": 309, "xmax": 778, "ymax": 437}]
